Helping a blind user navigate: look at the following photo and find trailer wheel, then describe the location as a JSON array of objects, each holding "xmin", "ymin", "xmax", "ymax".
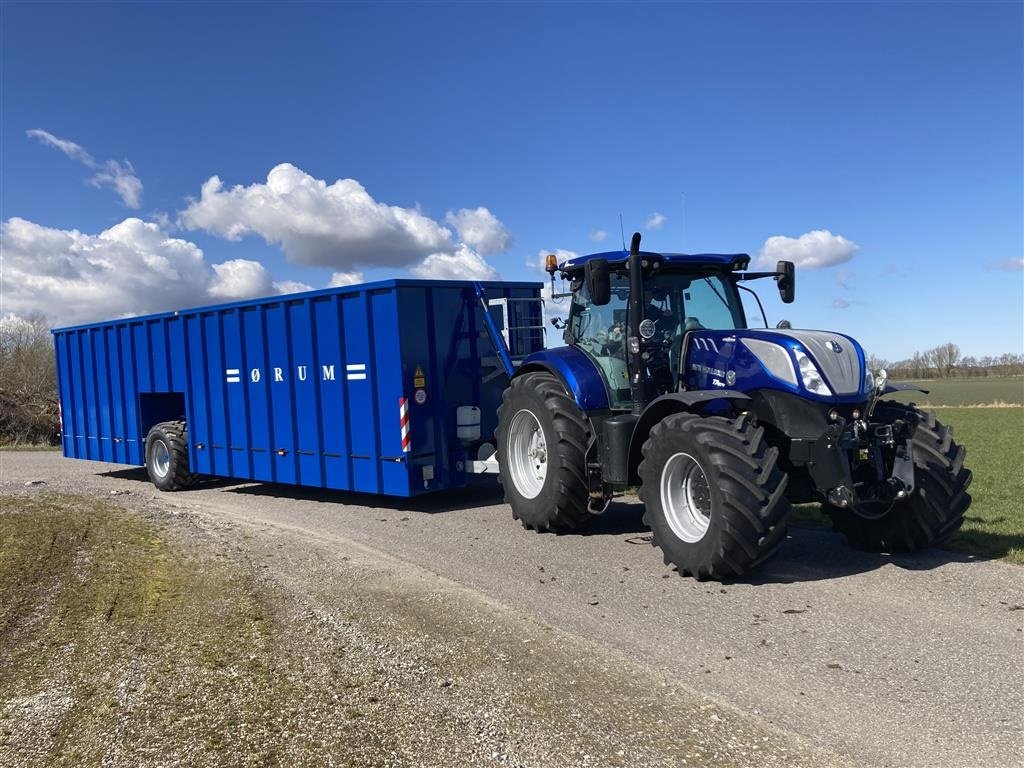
[
  {"xmin": 496, "ymin": 372, "xmax": 590, "ymax": 532},
  {"xmin": 638, "ymin": 412, "xmax": 790, "ymax": 580},
  {"xmin": 824, "ymin": 403, "xmax": 971, "ymax": 551},
  {"xmin": 145, "ymin": 421, "xmax": 198, "ymax": 491}
]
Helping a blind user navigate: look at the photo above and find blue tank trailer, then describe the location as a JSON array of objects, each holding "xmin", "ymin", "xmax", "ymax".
[{"xmin": 54, "ymin": 235, "xmax": 972, "ymax": 579}]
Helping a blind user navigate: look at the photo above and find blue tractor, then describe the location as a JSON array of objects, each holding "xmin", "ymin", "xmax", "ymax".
[{"xmin": 495, "ymin": 233, "xmax": 971, "ymax": 579}]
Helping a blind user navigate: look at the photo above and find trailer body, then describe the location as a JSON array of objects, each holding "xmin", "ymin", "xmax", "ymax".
[{"xmin": 53, "ymin": 279, "xmax": 543, "ymax": 497}]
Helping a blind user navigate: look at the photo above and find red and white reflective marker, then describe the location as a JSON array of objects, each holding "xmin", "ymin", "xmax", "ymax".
[{"xmin": 400, "ymin": 397, "xmax": 411, "ymax": 452}]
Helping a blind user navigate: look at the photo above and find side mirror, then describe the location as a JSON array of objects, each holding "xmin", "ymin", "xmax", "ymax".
[
  {"xmin": 776, "ymin": 260, "xmax": 795, "ymax": 304},
  {"xmin": 585, "ymin": 258, "xmax": 612, "ymax": 306}
]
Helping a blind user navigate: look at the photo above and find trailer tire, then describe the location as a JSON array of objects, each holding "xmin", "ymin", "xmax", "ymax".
[
  {"xmin": 496, "ymin": 372, "xmax": 591, "ymax": 532},
  {"xmin": 824, "ymin": 403, "xmax": 971, "ymax": 551},
  {"xmin": 639, "ymin": 412, "xmax": 790, "ymax": 580},
  {"xmin": 145, "ymin": 421, "xmax": 198, "ymax": 491}
]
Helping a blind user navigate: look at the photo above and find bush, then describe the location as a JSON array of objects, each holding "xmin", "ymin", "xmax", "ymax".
[{"xmin": 0, "ymin": 314, "xmax": 59, "ymax": 445}]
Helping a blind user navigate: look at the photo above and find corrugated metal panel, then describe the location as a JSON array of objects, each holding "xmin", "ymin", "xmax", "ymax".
[{"xmin": 53, "ymin": 279, "xmax": 543, "ymax": 497}]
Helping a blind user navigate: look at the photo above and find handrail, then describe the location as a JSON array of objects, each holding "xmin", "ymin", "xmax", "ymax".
[{"xmin": 472, "ymin": 282, "xmax": 515, "ymax": 379}]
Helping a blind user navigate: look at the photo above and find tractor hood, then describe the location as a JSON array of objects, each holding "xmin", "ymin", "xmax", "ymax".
[
  {"xmin": 685, "ymin": 328, "xmax": 871, "ymax": 402},
  {"xmin": 763, "ymin": 329, "xmax": 865, "ymax": 395}
]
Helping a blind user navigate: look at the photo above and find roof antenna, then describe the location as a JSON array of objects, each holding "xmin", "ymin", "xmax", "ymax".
[{"xmin": 619, "ymin": 213, "xmax": 626, "ymax": 251}]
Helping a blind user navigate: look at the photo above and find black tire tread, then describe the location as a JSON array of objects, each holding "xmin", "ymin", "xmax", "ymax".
[
  {"xmin": 638, "ymin": 412, "xmax": 791, "ymax": 580},
  {"xmin": 146, "ymin": 420, "xmax": 198, "ymax": 491},
  {"xmin": 496, "ymin": 373, "xmax": 591, "ymax": 532}
]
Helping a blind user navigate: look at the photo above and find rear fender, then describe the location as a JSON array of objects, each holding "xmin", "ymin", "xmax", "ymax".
[
  {"xmin": 516, "ymin": 346, "xmax": 610, "ymax": 411},
  {"xmin": 625, "ymin": 390, "xmax": 751, "ymax": 485}
]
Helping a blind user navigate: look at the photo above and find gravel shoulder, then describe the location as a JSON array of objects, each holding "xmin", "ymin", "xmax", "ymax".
[
  {"xmin": 2, "ymin": 451, "xmax": 1022, "ymax": 768},
  {"xmin": 1, "ymin": 464, "xmax": 849, "ymax": 767}
]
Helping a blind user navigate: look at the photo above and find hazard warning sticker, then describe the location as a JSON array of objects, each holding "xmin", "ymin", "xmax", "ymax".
[{"xmin": 413, "ymin": 364, "xmax": 426, "ymax": 388}]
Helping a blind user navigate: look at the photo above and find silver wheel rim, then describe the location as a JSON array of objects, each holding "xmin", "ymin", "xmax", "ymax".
[
  {"xmin": 507, "ymin": 409, "xmax": 548, "ymax": 499},
  {"xmin": 659, "ymin": 452, "xmax": 712, "ymax": 543},
  {"xmin": 151, "ymin": 438, "xmax": 171, "ymax": 479}
]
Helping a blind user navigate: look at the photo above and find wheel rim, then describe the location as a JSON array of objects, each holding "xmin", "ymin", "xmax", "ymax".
[
  {"xmin": 659, "ymin": 452, "xmax": 712, "ymax": 543},
  {"xmin": 506, "ymin": 409, "xmax": 548, "ymax": 499},
  {"xmin": 151, "ymin": 439, "xmax": 171, "ymax": 479}
]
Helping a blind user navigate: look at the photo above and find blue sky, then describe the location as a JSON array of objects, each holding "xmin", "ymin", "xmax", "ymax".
[{"xmin": 2, "ymin": 1, "xmax": 1021, "ymax": 360}]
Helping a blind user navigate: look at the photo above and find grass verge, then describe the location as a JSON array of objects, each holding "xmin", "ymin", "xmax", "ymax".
[{"xmin": 0, "ymin": 493, "xmax": 348, "ymax": 765}]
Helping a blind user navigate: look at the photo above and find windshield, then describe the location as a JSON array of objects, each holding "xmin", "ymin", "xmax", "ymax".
[{"xmin": 645, "ymin": 272, "xmax": 745, "ymax": 332}]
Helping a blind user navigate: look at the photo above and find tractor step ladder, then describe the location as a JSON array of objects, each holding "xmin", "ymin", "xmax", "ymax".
[{"xmin": 473, "ymin": 282, "xmax": 546, "ymax": 382}]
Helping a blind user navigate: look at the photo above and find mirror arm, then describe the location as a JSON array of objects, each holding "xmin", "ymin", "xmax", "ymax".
[{"xmin": 737, "ymin": 284, "xmax": 768, "ymax": 329}]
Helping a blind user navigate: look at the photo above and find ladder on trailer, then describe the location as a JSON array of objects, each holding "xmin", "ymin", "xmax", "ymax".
[{"xmin": 472, "ymin": 282, "xmax": 546, "ymax": 382}]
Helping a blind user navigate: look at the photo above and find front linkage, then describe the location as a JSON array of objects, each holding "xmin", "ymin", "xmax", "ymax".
[{"xmin": 810, "ymin": 408, "xmax": 918, "ymax": 514}]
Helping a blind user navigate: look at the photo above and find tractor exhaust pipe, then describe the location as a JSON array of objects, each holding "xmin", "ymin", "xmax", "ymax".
[{"xmin": 627, "ymin": 232, "xmax": 645, "ymax": 414}]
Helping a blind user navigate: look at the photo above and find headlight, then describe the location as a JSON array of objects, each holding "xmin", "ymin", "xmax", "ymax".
[
  {"xmin": 741, "ymin": 339, "xmax": 797, "ymax": 386},
  {"xmin": 864, "ymin": 368, "xmax": 875, "ymax": 393},
  {"xmin": 795, "ymin": 350, "xmax": 833, "ymax": 396}
]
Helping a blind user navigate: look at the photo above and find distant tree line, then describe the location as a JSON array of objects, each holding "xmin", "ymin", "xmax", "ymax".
[{"xmin": 867, "ymin": 342, "xmax": 1024, "ymax": 380}]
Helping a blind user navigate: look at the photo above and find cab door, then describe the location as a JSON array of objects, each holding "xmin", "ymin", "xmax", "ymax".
[{"xmin": 568, "ymin": 272, "xmax": 632, "ymax": 409}]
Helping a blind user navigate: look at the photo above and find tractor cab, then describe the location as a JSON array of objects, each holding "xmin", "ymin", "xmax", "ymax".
[{"xmin": 554, "ymin": 246, "xmax": 791, "ymax": 411}]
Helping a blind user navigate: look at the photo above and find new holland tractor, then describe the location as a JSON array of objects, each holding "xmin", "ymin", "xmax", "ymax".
[{"xmin": 495, "ymin": 233, "xmax": 971, "ymax": 579}]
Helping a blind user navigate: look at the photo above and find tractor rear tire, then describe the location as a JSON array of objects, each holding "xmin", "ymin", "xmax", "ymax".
[
  {"xmin": 496, "ymin": 372, "xmax": 591, "ymax": 532},
  {"xmin": 824, "ymin": 403, "xmax": 971, "ymax": 551},
  {"xmin": 145, "ymin": 421, "xmax": 198, "ymax": 491},
  {"xmin": 639, "ymin": 412, "xmax": 791, "ymax": 580}
]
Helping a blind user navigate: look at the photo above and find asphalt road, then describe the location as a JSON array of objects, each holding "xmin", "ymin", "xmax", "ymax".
[{"xmin": 4, "ymin": 451, "xmax": 1022, "ymax": 768}]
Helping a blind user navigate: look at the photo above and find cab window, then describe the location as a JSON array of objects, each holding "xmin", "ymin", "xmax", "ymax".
[{"xmin": 570, "ymin": 272, "xmax": 632, "ymax": 408}]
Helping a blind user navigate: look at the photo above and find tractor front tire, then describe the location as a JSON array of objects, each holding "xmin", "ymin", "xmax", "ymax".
[
  {"xmin": 145, "ymin": 420, "xmax": 198, "ymax": 491},
  {"xmin": 496, "ymin": 372, "xmax": 591, "ymax": 532},
  {"xmin": 639, "ymin": 413, "xmax": 790, "ymax": 580},
  {"xmin": 824, "ymin": 403, "xmax": 971, "ymax": 551}
]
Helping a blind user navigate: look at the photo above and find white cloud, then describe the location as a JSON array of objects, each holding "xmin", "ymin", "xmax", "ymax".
[
  {"xmin": 1, "ymin": 216, "xmax": 292, "ymax": 327},
  {"xmin": 274, "ymin": 280, "xmax": 314, "ymax": 295},
  {"xmin": 836, "ymin": 269, "xmax": 855, "ymax": 289},
  {"xmin": 445, "ymin": 207, "xmax": 511, "ymax": 255},
  {"xmin": 412, "ymin": 244, "xmax": 500, "ymax": 280},
  {"xmin": 87, "ymin": 160, "xmax": 143, "ymax": 209},
  {"xmin": 757, "ymin": 229, "xmax": 858, "ymax": 269},
  {"xmin": 327, "ymin": 271, "xmax": 364, "ymax": 287},
  {"xmin": 179, "ymin": 164, "xmax": 514, "ymax": 281},
  {"xmin": 27, "ymin": 128, "xmax": 143, "ymax": 208},
  {"xmin": 646, "ymin": 212, "xmax": 667, "ymax": 230},
  {"xmin": 26, "ymin": 129, "xmax": 93, "ymax": 164},
  {"xmin": 832, "ymin": 297, "xmax": 851, "ymax": 309},
  {"xmin": 180, "ymin": 163, "xmax": 454, "ymax": 268},
  {"xmin": 994, "ymin": 258, "xmax": 1023, "ymax": 271},
  {"xmin": 590, "ymin": 229, "xmax": 608, "ymax": 242},
  {"xmin": 209, "ymin": 259, "xmax": 275, "ymax": 299}
]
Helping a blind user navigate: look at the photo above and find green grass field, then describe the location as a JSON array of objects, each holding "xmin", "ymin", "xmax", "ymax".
[
  {"xmin": 941, "ymin": 407, "xmax": 1024, "ymax": 563},
  {"xmin": 886, "ymin": 377, "xmax": 1023, "ymax": 407},
  {"xmin": 795, "ymin": 406, "xmax": 1024, "ymax": 564}
]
